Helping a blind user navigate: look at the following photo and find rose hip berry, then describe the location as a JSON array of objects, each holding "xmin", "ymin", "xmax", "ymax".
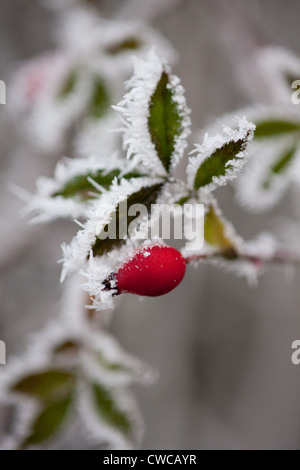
[{"xmin": 104, "ymin": 245, "xmax": 186, "ymax": 297}]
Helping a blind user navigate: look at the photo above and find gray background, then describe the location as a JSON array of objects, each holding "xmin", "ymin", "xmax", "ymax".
[{"xmin": 1, "ymin": 0, "xmax": 300, "ymax": 450}]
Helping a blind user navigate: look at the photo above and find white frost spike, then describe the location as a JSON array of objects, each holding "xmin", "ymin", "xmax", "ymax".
[
  {"xmin": 60, "ymin": 177, "xmax": 163, "ymax": 281},
  {"xmin": 187, "ymin": 117, "xmax": 255, "ymax": 192},
  {"xmin": 22, "ymin": 154, "xmax": 131, "ymax": 224},
  {"xmin": 114, "ymin": 49, "xmax": 191, "ymax": 176}
]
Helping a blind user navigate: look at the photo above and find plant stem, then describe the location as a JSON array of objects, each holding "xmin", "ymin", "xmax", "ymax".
[{"xmin": 185, "ymin": 247, "xmax": 300, "ymax": 268}]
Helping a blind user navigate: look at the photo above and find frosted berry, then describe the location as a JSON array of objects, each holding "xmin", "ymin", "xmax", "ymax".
[{"xmin": 104, "ymin": 245, "xmax": 186, "ymax": 297}]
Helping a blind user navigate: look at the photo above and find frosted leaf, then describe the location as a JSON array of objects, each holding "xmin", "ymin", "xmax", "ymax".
[
  {"xmin": 114, "ymin": 50, "xmax": 191, "ymax": 176},
  {"xmin": 26, "ymin": 69, "xmax": 111, "ymax": 152},
  {"xmin": 225, "ymin": 105, "xmax": 300, "ymax": 212},
  {"xmin": 187, "ymin": 117, "xmax": 255, "ymax": 192},
  {"xmin": 78, "ymin": 383, "xmax": 144, "ymax": 450},
  {"xmin": 23, "ymin": 153, "xmax": 139, "ymax": 224},
  {"xmin": 192, "ymin": 105, "xmax": 300, "ymax": 154},
  {"xmin": 60, "ymin": 176, "xmax": 163, "ymax": 281},
  {"xmin": 239, "ymin": 46, "xmax": 300, "ymax": 105},
  {"xmin": 57, "ymin": 10, "xmax": 176, "ymax": 77},
  {"xmin": 80, "ymin": 329, "xmax": 157, "ymax": 388},
  {"xmin": 0, "ymin": 312, "xmax": 154, "ymax": 448},
  {"xmin": 236, "ymin": 138, "xmax": 300, "ymax": 213}
]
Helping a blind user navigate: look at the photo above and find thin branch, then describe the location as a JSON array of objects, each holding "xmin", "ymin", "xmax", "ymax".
[{"xmin": 185, "ymin": 247, "xmax": 300, "ymax": 269}]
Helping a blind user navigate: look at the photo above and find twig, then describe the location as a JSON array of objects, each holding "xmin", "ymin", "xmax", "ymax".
[{"xmin": 185, "ymin": 247, "xmax": 300, "ymax": 268}]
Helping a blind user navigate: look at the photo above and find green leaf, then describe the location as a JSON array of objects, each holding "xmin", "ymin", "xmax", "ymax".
[
  {"xmin": 53, "ymin": 340, "xmax": 81, "ymax": 356},
  {"xmin": 97, "ymin": 354, "xmax": 130, "ymax": 372},
  {"xmin": 175, "ymin": 195, "xmax": 191, "ymax": 206},
  {"xmin": 204, "ymin": 206, "xmax": 235, "ymax": 250},
  {"xmin": 11, "ymin": 370, "xmax": 74, "ymax": 400},
  {"xmin": 91, "ymin": 183, "xmax": 163, "ymax": 257},
  {"xmin": 92, "ymin": 383, "xmax": 131, "ymax": 436},
  {"xmin": 254, "ymin": 120, "xmax": 300, "ymax": 138},
  {"xmin": 106, "ymin": 37, "xmax": 142, "ymax": 55},
  {"xmin": 21, "ymin": 395, "xmax": 72, "ymax": 449},
  {"xmin": 263, "ymin": 146, "xmax": 297, "ymax": 189},
  {"xmin": 53, "ymin": 169, "xmax": 143, "ymax": 200},
  {"xmin": 89, "ymin": 79, "xmax": 110, "ymax": 119},
  {"xmin": 148, "ymin": 71, "xmax": 183, "ymax": 172},
  {"xmin": 58, "ymin": 70, "xmax": 78, "ymax": 99},
  {"xmin": 194, "ymin": 139, "xmax": 246, "ymax": 190}
]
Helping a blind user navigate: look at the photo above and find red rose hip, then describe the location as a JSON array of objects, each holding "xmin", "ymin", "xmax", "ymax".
[{"xmin": 106, "ymin": 245, "xmax": 186, "ymax": 297}]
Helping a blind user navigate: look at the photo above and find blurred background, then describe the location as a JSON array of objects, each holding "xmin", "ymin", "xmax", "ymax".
[{"xmin": 1, "ymin": 0, "xmax": 300, "ymax": 450}]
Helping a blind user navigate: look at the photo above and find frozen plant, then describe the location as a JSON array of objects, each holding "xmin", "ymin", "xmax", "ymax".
[
  {"xmin": 3, "ymin": 48, "xmax": 300, "ymax": 450},
  {"xmin": 230, "ymin": 46, "xmax": 300, "ymax": 213},
  {"xmin": 4, "ymin": 0, "xmax": 300, "ymax": 446},
  {"xmin": 9, "ymin": 6, "xmax": 175, "ymax": 154}
]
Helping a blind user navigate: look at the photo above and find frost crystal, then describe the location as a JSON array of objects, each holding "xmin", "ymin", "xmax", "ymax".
[
  {"xmin": 187, "ymin": 117, "xmax": 255, "ymax": 192},
  {"xmin": 114, "ymin": 50, "xmax": 191, "ymax": 176},
  {"xmin": 23, "ymin": 153, "xmax": 131, "ymax": 224},
  {"xmin": 61, "ymin": 177, "xmax": 163, "ymax": 282}
]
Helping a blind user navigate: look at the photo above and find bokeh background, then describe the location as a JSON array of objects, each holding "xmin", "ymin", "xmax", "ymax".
[{"xmin": 1, "ymin": 0, "xmax": 300, "ymax": 450}]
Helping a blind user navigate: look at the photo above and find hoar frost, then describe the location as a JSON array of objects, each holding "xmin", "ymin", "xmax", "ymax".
[
  {"xmin": 187, "ymin": 117, "xmax": 255, "ymax": 192},
  {"xmin": 113, "ymin": 50, "xmax": 191, "ymax": 175}
]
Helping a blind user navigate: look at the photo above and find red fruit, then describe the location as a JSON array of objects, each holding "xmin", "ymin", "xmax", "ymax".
[{"xmin": 106, "ymin": 245, "xmax": 186, "ymax": 297}]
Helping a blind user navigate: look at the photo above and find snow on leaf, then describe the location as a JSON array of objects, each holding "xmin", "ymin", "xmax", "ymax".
[
  {"xmin": 242, "ymin": 47, "xmax": 300, "ymax": 105},
  {"xmin": 91, "ymin": 182, "xmax": 163, "ymax": 257},
  {"xmin": 80, "ymin": 328, "xmax": 157, "ymax": 387},
  {"xmin": 60, "ymin": 176, "xmax": 164, "ymax": 281},
  {"xmin": 79, "ymin": 383, "xmax": 143, "ymax": 450},
  {"xmin": 57, "ymin": 11, "xmax": 176, "ymax": 78},
  {"xmin": 187, "ymin": 117, "xmax": 255, "ymax": 192},
  {"xmin": 92, "ymin": 384, "xmax": 131, "ymax": 437},
  {"xmin": 23, "ymin": 154, "xmax": 143, "ymax": 224},
  {"xmin": 20, "ymin": 394, "xmax": 73, "ymax": 449},
  {"xmin": 236, "ymin": 137, "xmax": 300, "ymax": 213},
  {"xmin": 114, "ymin": 50, "xmax": 190, "ymax": 176},
  {"xmin": 11, "ymin": 370, "xmax": 75, "ymax": 400},
  {"xmin": 148, "ymin": 71, "xmax": 185, "ymax": 172}
]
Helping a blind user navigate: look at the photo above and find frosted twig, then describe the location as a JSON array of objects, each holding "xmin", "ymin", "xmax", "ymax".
[{"xmin": 185, "ymin": 248, "xmax": 300, "ymax": 268}]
